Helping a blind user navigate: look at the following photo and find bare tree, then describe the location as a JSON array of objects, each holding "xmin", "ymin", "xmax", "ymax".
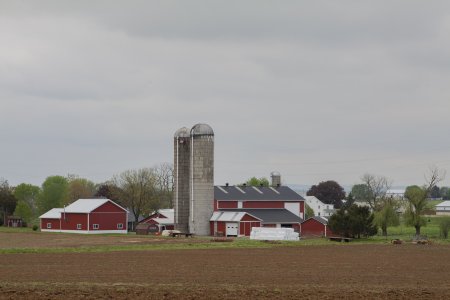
[
  {"xmin": 154, "ymin": 163, "xmax": 174, "ymax": 208},
  {"xmin": 360, "ymin": 174, "xmax": 392, "ymax": 210},
  {"xmin": 405, "ymin": 166, "xmax": 446, "ymax": 236},
  {"xmin": 112, "ymin": 168, "xmax": 159, "ymax": 229}
]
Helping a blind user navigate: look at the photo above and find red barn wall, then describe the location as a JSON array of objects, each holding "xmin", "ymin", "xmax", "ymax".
[
  {"xmin": 90, "ymin": 211, "xmax": 126, "ymax": 231},
  {"xmin": 218, "ymin": 201, "xmax": 238, "ymax": 209},
  {"xmin": 301, "ymin": 219, "xmax": 327, "ymax": 237},
  {"xmin": 243, "ymin": 201, "xmax": 284, "ymax": 208},
  {"xmin": 41, "ymin": 218, "xmax": 60, "ymax": 230},
  {"xmin": 61, "ymin": 213, "xmax": 88, "ymax": 230},
  {"xmin": 239, "ymin": 221, "xmax": 261, "ymax": 236},
  {"xmin": 93, "ymin": 201, "xmax": 125, "ymax": 213},
  {"xmin": 210, "ymin": 221, "xmax": 226, "ymax": 236}
]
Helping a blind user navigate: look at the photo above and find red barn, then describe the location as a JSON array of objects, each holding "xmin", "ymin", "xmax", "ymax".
[
  {"xmin": 39, "ymin": 199, "xmax": 128, "ymax": 234},
  {"xmin": 301, "ymin": 216, "xmax": 333, "ymax": 237},
  {"xmin": 139, "ymin": 209, "xmax": 175, "ymax": 232},
  {"xmin": 212, "ymin": 185, "xmax": 304, "ymax": 236},
  {"xmin": 210, "ymin": 211, "xmax": 262, "ymax": 237}
]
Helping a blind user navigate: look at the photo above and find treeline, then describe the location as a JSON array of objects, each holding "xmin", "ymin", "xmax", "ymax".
[
  {"xmin": 305, "ymin": 167, "xmax": 448, "ymax": 238},
  {"xmin": 0, "ymin": 163, "xmax": 173, "ymax": 227}
]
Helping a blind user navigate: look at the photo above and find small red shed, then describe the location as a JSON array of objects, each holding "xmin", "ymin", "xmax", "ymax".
[
  {"xmin": 301, "ymin": 216, "xmax": 333, "ymax": 237},
  {"xmin": 39, "ymin": 199, "xmax": 128, "ymax": 234},
  {"xmin": 139, "ymin": 209, "xmax": 175, "ymax": 232},
  {"xmin": 210, "ymin": 211, "xmax": 262, "ymax": 237}
]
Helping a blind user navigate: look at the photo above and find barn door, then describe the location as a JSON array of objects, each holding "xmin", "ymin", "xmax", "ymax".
[{"xmin": 226, "ymin": 223, "xmax": 238, "ymax": 236}]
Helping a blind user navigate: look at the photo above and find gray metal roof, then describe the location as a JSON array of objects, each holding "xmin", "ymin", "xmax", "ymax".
[
  {"xmin": 191, "ymin": 123, "xmax": 214, "ymax": 136},
  {"xmin": 220, "ymin": 208, "xmax": 303, "ymax": 224},
  {"xmin": 174, "ymin": 127, "xmax": 190, "ymax": 138},
  {"xmin": 303, "ymin": 216, "xmax": 328, "ymax": 225},
  {"xmin": 214, "ymin": 185, "xmax": 304, "ymax": 201}
]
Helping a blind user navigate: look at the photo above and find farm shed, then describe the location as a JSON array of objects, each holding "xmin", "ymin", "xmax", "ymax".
[
  {"xmin": 139, "ymin": 209, "xmax": 175, "ymax": 232},
  {"xmin": 219, "ymin": 208, "xmax": 303, "ymax": 233},
  {"xmin": 6, "ymin": 216, "xmax": 24, "ymax": 227},
  {"xmin": 39, "ymin": 199, "xmax": 128, "ymax": 234},
  {"xmin": 301, "ymin": 216, "xmax": 333, "ymax": 237},
  {"xmin": 436, "ymin": 201, "xmax": 450, "ymax": 216},
  {"xmin": 210, "ymin": 211, "xmax": 261, "ymax": 237},
  {"xmin": 127, "ymin": 211, "xmax": 145, "ymax": 232},
  {"xmin": 135, "ymin": 223, "xmax": 159, "ymax": 235}
]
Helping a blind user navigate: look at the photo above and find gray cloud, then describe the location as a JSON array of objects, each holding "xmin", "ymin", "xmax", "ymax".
[{"xmin": 1, "ymin": 1, "xmax": 449, "ymax": 188}]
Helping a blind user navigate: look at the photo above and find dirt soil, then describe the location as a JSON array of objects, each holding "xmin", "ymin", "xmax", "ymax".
[
  {"xmin": 0, "ymin": 231, "xmax": 207, "ymax": 249},
  {"xmin": 1, "ymin": 244, "xmax": 450, "ymax": 299}
]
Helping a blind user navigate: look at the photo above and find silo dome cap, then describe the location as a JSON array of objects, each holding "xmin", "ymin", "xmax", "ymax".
[
  {"xmin": 191, "ymin": 123, "xmax": 214, "ymax": 136},
  {"xmin": 271, "ymin": 171, "xmax": 281, "ymax": 176},
  {"xmin": 174, "ymin": 127, "xmax": 190, "ymax": 138}
]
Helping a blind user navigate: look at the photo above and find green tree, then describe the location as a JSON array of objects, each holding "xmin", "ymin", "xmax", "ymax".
[
  {"xmin": 352, "ymin": 174, "xmax": 397, "ymax": 236},
  {"xmin": 37, "ymin": 176, "xmax": 70, "ymax": 214},
  {"xmin": 112, "ymin": 168, "xmax": 159, "ymax": 229},
  {"xmin": 0, "ymin": 179, "xmax": 17, "ymax": 226},
  {"xmin": 244, "ymin": 177, "xmax": 270, "ymax": 187},
  {"xmin": 440, "ymin": 217, "xmax": 450, "ymax": 239},
  {"xmin": 430, "ymin": 185, "xmax": 441, "ymax": 199},
  {"xmin": 350, "ymin": 184, "xmax": 370, "ymax": 202},
  {"xmin": 405, "ymin": 166, "xmax": 445, "ymax": 236},
  {"xmin": 440, "ymin": 187, "xmax": 450, "ymax": 200},
  {"xmin": 374, "ymin": 199, "xmax": 400, "ymax": 236},
  {"xmin": 13, "ymin": 200, "xmax": 33, "ymax": 224},
  {"xmin": 13, "ymin": 183, "xmax": 40, "ymax": 222},
  {"xmin": 328, "ymin": 204, "xmax": 377, "ymax": 238},
  {"xmin": 306, "ymin": 180, "xmax": 345, "ymax": 208},
  {"xmin": 305, "ymin": 204, "xmax": 315, "ymax": 219},
  {"xmin": 67, "ymin": 176, "xmax": 96, "ymax": 203}
]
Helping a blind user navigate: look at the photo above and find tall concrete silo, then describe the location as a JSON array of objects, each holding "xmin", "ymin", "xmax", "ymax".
[
  {"xmin": 173, "ymin": 127, "xmax": 191, "ymax": 233},
  {"xmin": 189, "ymin": 123, "xmax": 214, "ymax": 235}
]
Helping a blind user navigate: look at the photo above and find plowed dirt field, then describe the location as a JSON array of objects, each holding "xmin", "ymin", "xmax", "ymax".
[{"xmin": 1, "ymin": 243, "xmax": 450, "ymax": 299}]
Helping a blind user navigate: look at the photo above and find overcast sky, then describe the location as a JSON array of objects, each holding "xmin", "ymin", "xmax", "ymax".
[{"xmin": 1, "ymin": 1, "xmax": 450, "ymax": 188}]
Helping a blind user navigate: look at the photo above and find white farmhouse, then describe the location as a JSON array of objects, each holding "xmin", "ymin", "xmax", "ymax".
[
  {"xmin": 436, "ymin": 201, "xmax": 450, "ymax": 216},
  {"xmin": 304, "ymin": 196, "xmax": 335, "ymax": 217}
]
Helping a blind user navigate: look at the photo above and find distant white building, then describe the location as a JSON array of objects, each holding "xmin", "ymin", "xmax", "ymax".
[
  {"xmin": 386, "ymin": 189, "xmax": 406, "ymax": 199},
  {"xmin": 436, "ymin": 201, "xmax": 450, "ymax": 216},
  {"xmin": 304, "ymin": 196, "xmax": 335, "ymax": 217}
]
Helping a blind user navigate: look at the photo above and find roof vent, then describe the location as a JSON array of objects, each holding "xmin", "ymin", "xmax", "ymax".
[{"xmin": 225, "ymin": 183, "xmax": 229, "ymax": 187}]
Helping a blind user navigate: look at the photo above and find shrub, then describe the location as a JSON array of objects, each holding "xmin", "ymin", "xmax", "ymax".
[
  {"xmin": 32, "ymin": 225, "xmax": 38, "ymax": 231},
  {"xmin": 440, "ymin": 217, "xmax": 450, "ymax": 239}
]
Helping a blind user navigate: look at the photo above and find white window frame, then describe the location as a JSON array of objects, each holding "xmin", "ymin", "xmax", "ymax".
[
  {"xmin": 47, "ymin": 223, "xmax": 52, "ymax": 229},
  {"xmin": 77, "ymin": 224, "xmax": 82, "ymax": 230},
  {"xmin": 117, "ymin": 223, "xmax": 123, "ymax": 229},
  {"xmin": 93, "ymin": 224, "xmax": 99, "ymax": 230}
]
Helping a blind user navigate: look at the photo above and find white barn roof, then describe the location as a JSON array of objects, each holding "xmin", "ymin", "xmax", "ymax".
[
  {"xmin": 436, "ymin": 201, "xmax": 450, "ymax": 208},
  {"xmin": 158, "ymin": 209, "xmax": 174, "ymax": 219},
  {"xmin": 64, "ymin": 199, "xmax": 127, "ymax": 213},
  {"xmin": 39, "ymin": 208, "xmax": 64, "ymax": 219},
  {"xmin": 210, "ymin": 211, "xmax": 261, "ymax": 222},
  {"xmin": 152, "ymin": 217, "xmax": 174, "ymax": 225}
]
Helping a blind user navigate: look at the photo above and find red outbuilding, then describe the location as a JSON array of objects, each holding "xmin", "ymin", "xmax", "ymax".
[
  {"xmin": 210, "ymin": 211, "xmax": 262, "ymax": 237},
  {"xmin": 39, "ymin": 199, "xmax": 128, "ymax": 234},
  {"xmin": 139, "ymin": 209, "xmax": 175, "ymax": 232},
  {"xmin": 301, "ymin": 216, "xmax": 333, "ymax": 237}
]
